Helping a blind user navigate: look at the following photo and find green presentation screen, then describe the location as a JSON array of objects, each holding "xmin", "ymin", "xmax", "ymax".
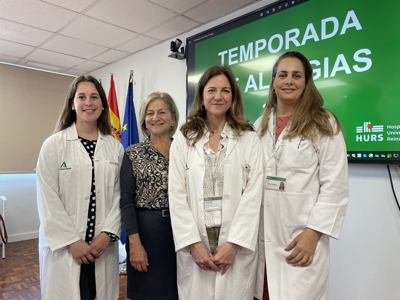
[{"xmin": 186, "ymin": 0, "xmax": 400, "ymax": 164}]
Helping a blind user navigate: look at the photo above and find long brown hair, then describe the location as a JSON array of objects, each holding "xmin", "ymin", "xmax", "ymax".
[
  {"xmin": 181, "ymin": 65, "xmax": 253, "ymax": 146},
  {"xmin": 259, "ymin": 51, "xmax": 342, "ymax": 140},
  {"xmin": 55, "ymin": 75, "xmax": 111, "ymax": 135}
]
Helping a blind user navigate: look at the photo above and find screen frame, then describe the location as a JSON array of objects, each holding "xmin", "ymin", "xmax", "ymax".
[{"xmin": 185, "ymin": 0, "xmax": 400, "ymax": 165}]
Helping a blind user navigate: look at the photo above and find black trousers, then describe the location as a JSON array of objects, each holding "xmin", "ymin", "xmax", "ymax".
[{"xmin": 80, "ymin": 262, "xmax": 96, "ymax": 300}]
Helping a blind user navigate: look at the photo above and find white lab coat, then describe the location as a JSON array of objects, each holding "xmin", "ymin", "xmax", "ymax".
[
  {"xmin": 36, "ymin": 123, "xmax": 124, "ymax": 300},
  {"xmin": 169, "ymin": 126, "xmax": 264, "ymax": 300},
  {"xmin": 254, "ymin": 113, "xmax": 349, "ymax": 300}
]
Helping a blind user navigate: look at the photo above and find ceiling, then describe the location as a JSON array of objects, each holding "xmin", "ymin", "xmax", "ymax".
[{"xmin": 0, "ymin": 0, "xmax": 261, "ymax": 76}]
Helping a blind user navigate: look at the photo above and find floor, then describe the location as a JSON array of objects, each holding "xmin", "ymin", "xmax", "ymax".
[{"xmin": 0, "ymin": 239, "xmax": 127, "ymax": 300}]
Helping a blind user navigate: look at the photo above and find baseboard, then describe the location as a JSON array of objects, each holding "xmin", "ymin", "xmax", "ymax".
[{"xmin": 7, "ymin": 231, "xmax": 39, "ymax": 243}]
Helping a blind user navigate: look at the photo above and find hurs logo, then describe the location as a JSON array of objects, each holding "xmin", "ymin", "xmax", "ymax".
[{"xmin": 356, "ymin": 122, "xmax": 383, "ymax": 142}]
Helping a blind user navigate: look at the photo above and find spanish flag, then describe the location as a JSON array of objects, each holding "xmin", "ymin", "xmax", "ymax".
[{"xmin": 108, "ymin": 74, "xmax": 121, "ymax": 141}]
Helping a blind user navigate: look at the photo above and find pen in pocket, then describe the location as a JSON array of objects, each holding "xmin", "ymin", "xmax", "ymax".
[{"xmin": 298, "ymin": 137, "xmax": 306, "ymax": 149}]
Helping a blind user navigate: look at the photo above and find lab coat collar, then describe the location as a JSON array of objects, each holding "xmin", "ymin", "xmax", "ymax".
[
  {"xmin": 65, "ymin": 123, "xmax": 107, "ymax": 156},
  {"xmin": 195, "ymin": 123, "xmax": 237, "ymax": 160},
  {"xmin": 65, "ymin": 122, "xmax": 107, "ymax": 142}
]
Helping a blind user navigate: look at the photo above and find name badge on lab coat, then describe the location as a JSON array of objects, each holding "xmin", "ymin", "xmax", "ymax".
[
  {"xmin": 204, "ymin": 196, "xmax": 222, "ymax": 212},
  {"xmin": 266, "ymin": 176, "xmax": 286, "ymax": 191}
]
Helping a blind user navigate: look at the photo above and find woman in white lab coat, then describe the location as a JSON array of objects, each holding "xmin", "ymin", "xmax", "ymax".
[
  {"xmin": 169, "ymin": 65, "xmax": 264, "ymax": 300},
  {"xmin": 36, "ymin": 75, "xmax": 124, "ymax": 300},
  {"xmin": 254, "ymin": 51, "xmax": 349, "ymax": 300}
]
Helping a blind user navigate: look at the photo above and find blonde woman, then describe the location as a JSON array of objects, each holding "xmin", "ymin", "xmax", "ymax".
[
  {"xmin": 254, "ymin": 51, "xmax": 349, "ymax": 300},
  {"xmin": 120, "ymin": 92, "xmax": 179, "ymax": 300}
]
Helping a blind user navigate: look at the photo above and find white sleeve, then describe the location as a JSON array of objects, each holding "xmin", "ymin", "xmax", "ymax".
[
  {"xmin": 226, "ymin": 133, "xmax": 264, "ymax": 251},
  {"xmin": 168, "ymin": 133, "xmax": 202, "ymax": 251},
  {"xmin": 36, "ymin": 137, "xmax": 80, "ymax": 251},
  {"xmin": 307, "ymin": 119, "xmax": 349, "ymax": 239}
]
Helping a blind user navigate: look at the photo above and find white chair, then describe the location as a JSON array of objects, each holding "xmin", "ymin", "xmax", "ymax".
[{"xmin": 0, "ymin": 195, "xmax": 6, "ymax": 259}]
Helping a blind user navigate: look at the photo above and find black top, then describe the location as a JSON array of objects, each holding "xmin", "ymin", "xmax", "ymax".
[
  {"xmin": 120, "ymin": 138, "xmax": 170, "ymax": 236},
  {"xmin": 79, "ymin": 137, "xmax": 117, "ymax": 243}
]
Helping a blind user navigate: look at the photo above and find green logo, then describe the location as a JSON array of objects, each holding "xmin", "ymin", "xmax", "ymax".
[{"xmin": 60, "ymin": 162, "xmax": 68, "ymax": 170}]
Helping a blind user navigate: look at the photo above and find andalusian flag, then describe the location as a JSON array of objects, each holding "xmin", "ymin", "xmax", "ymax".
[{"xmin": 108, "ymin": 74, "xmax": 121, "ymax": 141}]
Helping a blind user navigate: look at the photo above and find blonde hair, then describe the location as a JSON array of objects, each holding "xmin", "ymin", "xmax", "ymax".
[
  {"xmin": 139, "ymin": 92, "xmax": 179, "ymax": 138},
  {"xmin": 181, "ymin": 65, "xmax": 253, "ymax": 146},
  {"xmin": 259, "ymin": 51, "xmax": 342, "ymax": 140}
]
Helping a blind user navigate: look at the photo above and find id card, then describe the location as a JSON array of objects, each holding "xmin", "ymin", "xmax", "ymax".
[
  {"xmin": 204, "ymin": 196, "xmax": 222, "ymax": 212},
  {"xmin": 266, "ymin": 176, "xmax": 286, "ymax": 191}
]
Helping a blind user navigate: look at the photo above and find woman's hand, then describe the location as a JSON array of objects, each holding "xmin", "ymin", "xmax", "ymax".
[
  {"xmin": 90, "ymin": 232, "xmax": 110, "ymax": 259},
  {"xmin": 285, "ymin": 228, "xmax": 321, "ymax": 267},
  {"xmin": 189, "ymin": 242, "xmax": 219, "ymax": 272},
  {"xmin": 68, "ymin": 239, "xmax": 95, "ymax": 264},
  {"xmin": 212, "ymin": 242, "xmax": 239, "ymax": 275},
  {"xmin": 129, "ymin": 234, "xmax": 149, "ymax": 272}
]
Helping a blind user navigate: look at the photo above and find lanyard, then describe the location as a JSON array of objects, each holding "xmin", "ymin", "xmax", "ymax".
[
  {"xmin": 272, "ymin": 110, "xmax": 288, "ymax": 176},
  {"xmin": 209, "ymin": 140, "xmax": 222, "ymax": 182}
]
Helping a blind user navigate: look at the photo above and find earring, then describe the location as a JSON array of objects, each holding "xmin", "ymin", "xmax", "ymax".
[
  {"xmin": 102, "ymin": 107, "xmax": 104, "ymax": 110},
  {"xmin": 272, "ymin": 88, "xmax": 276, "ymax": 94},
  {"xmin": 201, "ymin": 105, "xmax": 206, "ymax": 111},
  {"xmin": 72, "ymin": 107, "xmax": 75, "ymax": 110},
  {"xmin": 171, "ymin": 123, "xmax": 174, "ymax": 127}
]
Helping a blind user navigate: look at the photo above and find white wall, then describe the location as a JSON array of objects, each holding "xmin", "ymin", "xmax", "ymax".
[
  {"xmin": 0, "ymin": 174, "xmax": 39, "ymax": 242},
  {"xmin": 331, "ymin": 164, "xmax": 400, "ymax": 300},
  {"xmin": 2, "ymin": 0, "xmax": 400, "ymax": 299}
]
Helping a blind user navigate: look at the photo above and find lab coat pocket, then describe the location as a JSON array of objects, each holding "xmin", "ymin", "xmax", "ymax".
[
  {"xmin": 283, "ymin": 138, "xmax": 315, "ymax": 169},
  {"xmin": 279, "ymin": 191, "xmax": 313, "ymax": 227},
  {"xmin": 104, "ymin": 160, "xmax": 119, "ymax": 188},
  {"xmin": 176, "ymin": 249, "xmax": 193, "ymax": 297},
  {"xmin": 241, "ymin": 164, "xmax": 251, "ymax": 194}
]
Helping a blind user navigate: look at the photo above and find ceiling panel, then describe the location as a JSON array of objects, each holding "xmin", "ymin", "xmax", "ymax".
[
  {"xmin": 60, "ymin": 15, "xmax": 138, "ymax": 48},
  {"xmin": 0, "ymin": 0, "xmax": 78, "ymax": 32},
  {"xmin": 0, "ymin": 39, "xmax": 35, "ymax": 58},
  {"xmin": 41, "ymin": 35, "xmax": 108, "ymax": 59},
  {"xmin": 0, "ymin": 54, "xmax": 20, "ymax": 64},
  {"xmin": 149, "ymin": 0, "xmax": 207, "ymax": 14},
  {"xmin": 25, "ymin": 61, "xmax": 66, "ymax": 72},
  {"xmin": 0, "ymin": 0, "xmax": 267, "ymax": 74},
  {"xmin": 116, "ymin": 35, "xmax": 160, "ymax": 53},
  {"xmin": 184, "ymin": 0, "xmax": 255, "ymax": 23},
  {"xmin": 73, "ymin": 60, "xmax": 107, "ymax": 72},
  {"xmin": 42, "ymin": 0, "xmax": 98, "ymax": 13},
  {"xmin": 85, "ymin": 0, "xmax": 177, "ymax": 33},
  {"xmin": 145, "ymin": 16, "xmax": 200, "ymax": 40},
  {"xmin": 25, "ymin": 49, "xmax": 85, "ymax": 68},
  {"xmin": 0, "ymin": 19, "xmax": 53, "ymax": 46},
  {"xmin": 91, "ymin": 49, "xmax": 131, "ymax": 64}
]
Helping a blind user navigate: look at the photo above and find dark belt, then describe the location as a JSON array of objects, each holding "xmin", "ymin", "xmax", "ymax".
[{"xmin": 138, "ymin": 208, "xmax": 170, "ymax": 217}]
